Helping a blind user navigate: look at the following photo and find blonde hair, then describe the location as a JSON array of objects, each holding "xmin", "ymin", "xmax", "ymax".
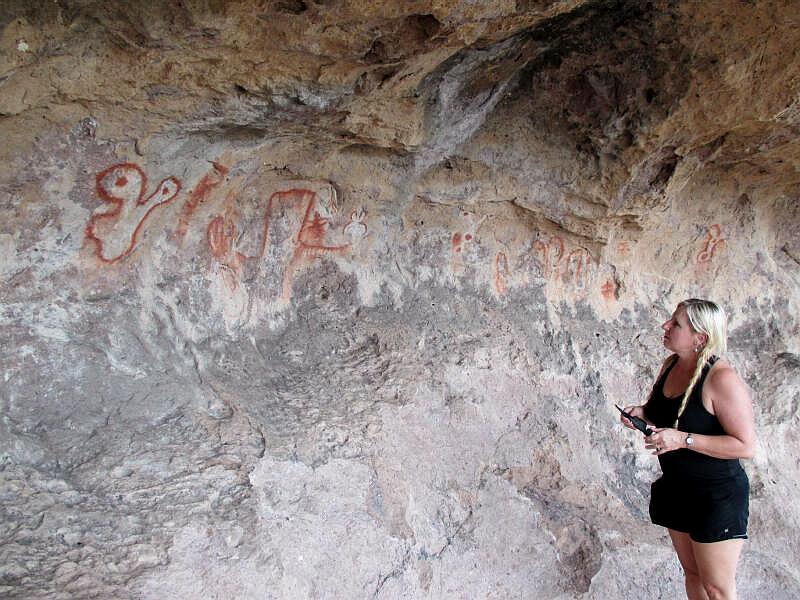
[{"xmin": 673, "ymin": 299, "xmax": 728, "ymax": 427}]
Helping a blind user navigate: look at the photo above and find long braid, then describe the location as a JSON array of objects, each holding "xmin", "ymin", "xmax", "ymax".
[{"xmin": 673, "ymin": 343, "xmax": 714, "ymax": 428}]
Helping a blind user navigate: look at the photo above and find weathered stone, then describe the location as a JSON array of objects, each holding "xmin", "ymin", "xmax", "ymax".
[{"xmin": 1, "ymin": 0, "xmax": 799, "ymax": 598}]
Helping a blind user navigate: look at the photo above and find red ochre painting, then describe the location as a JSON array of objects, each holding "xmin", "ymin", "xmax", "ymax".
[
  {"xmin": 451, "ymin": 231, "xmax": 474, "ymax": 254},
  {"xmin": 494, "ymin": 252, "xmax": 509, "ymax": 296},
  {"xmin": 175, "ymin": 162, "xmax": 229, "ymax": 242},
  {"xmin": 207, "ymin": 188, "xmax": 352, "ymax": 301},
  {"xmin": 696, "ymin": 224, "xmax": 725, "ymax": 263},
  {"xmin": 601, "ymin": 278, "xmax": 618, "ymax": 302},
  {"xmin": 533, "ymin": 235, "xmax": 591, "ymax": 288},
  {"xmin": 85, "ymin": 163, "xmax": 181, "ymax": 263}
]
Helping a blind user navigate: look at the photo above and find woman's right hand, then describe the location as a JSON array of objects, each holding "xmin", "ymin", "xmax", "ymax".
[{"xmin": 620, "ymin": 405, "xmax": 645, "ymax": 430}]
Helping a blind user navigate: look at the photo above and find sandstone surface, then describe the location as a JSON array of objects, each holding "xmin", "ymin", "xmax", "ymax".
[{"xmin": 1, "ymin": 1, "xmax": 799, "ymax": 598}]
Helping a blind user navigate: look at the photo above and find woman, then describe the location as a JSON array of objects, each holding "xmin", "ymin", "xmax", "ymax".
[{"xmin": 621, "ymin": 299, "xmax": 755, "ymax": 600}]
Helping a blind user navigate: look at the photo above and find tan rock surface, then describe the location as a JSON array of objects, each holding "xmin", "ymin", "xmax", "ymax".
[{"xmin": 1, "ymin": 1, "xmax": 798, "ymax": 598}]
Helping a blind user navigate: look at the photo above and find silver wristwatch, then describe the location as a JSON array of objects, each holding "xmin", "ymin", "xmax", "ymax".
[{"xmin": 685, "ymin": 433, "xmax": 694, "ymax": 448}]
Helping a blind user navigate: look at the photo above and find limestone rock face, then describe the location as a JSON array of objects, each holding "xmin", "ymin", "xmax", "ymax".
[{"xmin": 1, "ymin": 1, "xmax": 799, "ymax": 598}]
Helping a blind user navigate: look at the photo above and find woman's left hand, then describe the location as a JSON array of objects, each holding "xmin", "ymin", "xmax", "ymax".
[{"xmin": 645, "ymin": 428, "xmax": 685, "ymax": 455}]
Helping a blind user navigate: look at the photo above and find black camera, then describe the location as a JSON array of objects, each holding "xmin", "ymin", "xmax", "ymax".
[{"xmin": 615, "ymin": 404, "xmax": 654, "ymax": 436}]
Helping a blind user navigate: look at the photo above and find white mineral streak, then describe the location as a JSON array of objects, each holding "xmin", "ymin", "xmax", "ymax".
[
  {"xmin": 0, "ymin": 234, "xmax": 19, "ymax": 277},
  {"xmin": 1, "ymin": 1, "xmax": 799, "ymax": 599}
]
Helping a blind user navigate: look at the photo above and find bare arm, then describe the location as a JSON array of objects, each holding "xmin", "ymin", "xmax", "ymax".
[{"xmin": 698, "ymin": 365, "xmax": 755, "ymax": 459}]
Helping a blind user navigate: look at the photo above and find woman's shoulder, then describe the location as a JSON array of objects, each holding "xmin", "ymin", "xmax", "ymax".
[
  {"xmin": 706, "ymin": 356, "xmax": 736, "ymax": 377},
  {"xmin": 705, "ymin": 358, "xmax": 749, "ymax": 397}
]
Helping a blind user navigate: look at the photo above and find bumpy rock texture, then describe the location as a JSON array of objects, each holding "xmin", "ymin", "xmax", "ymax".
[{"xmin": 1, "ymin": 1, "xmax": 799, "ymax": 598}]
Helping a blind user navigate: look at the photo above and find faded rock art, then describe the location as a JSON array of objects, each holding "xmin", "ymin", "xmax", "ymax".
[
  {"xmin": 450, "ymin": 215, "xmax": 486, "ymax": 257},
  {"xmin": 207, "ymin": 214, "xmax": 234, "ymax": 260},
  {"xmin": 294, "ymin": 189, "xmax": 350, "ymax": 257},
  {"xmin": 601, "ymin": 278, "xmax": 618, "ymax": 302},
  {"xmin": 175, "ymin": 162, "xmax": 229, "ymax": 242},
  {"xmin": 494, "ymin": 252, "xmax": 509, "ymax": 296},
  {"xmin": 533, "ymin": 235, "xmax": 592, "ymax": 289},
  {"xmin": 446, "ymin": 215, "xmax": 489, "ymax": 283},
  {"xmin": 208, "ymin": 186, "xmax": 352, "ymax": 302},
  {"xmin": 86, "ymin": 163, "xmax": 181, "ymax": 263},
  {"xmin": 696, "ymin": 224, "xmax": 725, "ymax": 263},
  {"xmin": 451, "ymin": 231, "xmax": 473, "ymax": 254},
  {"xmin": 344, "ymin": 209, "xmax": 368, "ymax": 241}
]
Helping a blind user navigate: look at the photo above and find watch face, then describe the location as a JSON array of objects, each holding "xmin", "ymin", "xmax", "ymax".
[{"xmin": 686, "ymin": 435, "xmax": 694, "ymax": 445}]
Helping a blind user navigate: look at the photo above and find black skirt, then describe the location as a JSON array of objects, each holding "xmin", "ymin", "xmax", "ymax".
[{"xmin": 649, "ymin": 470, "xmax": 749, "ymax": 543}]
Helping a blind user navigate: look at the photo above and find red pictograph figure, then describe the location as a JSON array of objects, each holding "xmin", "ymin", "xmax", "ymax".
[
  {"xmin": 207, "ymin": 210, "xmax": 241, "ymax": 294},
  {"xmin": 565, "ymin": 248, "xmax": 590, "ymax": 290},
  {"xmin": 451, "ymin": 232, "xmax": 474, "ymax": 254},
  {"xmin": 207, "ymin": 215, "xmax": 234, "ymax": 259},
  {"xmin": 86, "ymin": 163, "xmax": 181, "ymax": 263},
  {"xmin": 494, "ymin": 252, "xmax": 509, "ymax": 296},
  {"xmin": 533, "ymin": 235, "xmax": 591, "ymax": 288},
  {"xmin": 452, "ymin": 232, "xmax": 463, "ymax": 253},
  {"xmin": 696, "ymin": 224, "xmax": 726, "ymax": 263},
  {"xmin": 534, "ymin": 236, "xmax": 565, "ymax": 280},
  {"xmin": 175, "ymin": 162, "xmax": 229, "ymax": 242},
  {"xmin": 294, "ymin": 191, "xmax": 350, "ymax": 254},
  {"xmin": 207, "ymin": 187, "xmax": 350, "ymax": 301},
  {"xmin": 601, "ymin": 278, "xmax": 618, "ymax": 302}
]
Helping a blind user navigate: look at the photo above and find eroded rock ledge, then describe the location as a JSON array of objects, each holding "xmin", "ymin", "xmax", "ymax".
[{"xmin": 1, "ymin": 1, "xmax": 799, "ymax": 598}]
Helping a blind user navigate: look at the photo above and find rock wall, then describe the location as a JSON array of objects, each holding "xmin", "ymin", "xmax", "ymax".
[{"xmin": 1, "ymin": 1, "xmax": 799, "ymax": 598}]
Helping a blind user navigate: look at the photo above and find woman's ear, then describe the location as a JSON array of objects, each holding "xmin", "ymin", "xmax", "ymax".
[{"xmin": 695, "ymin": 332, "xmax": 709, "ymax": 347}]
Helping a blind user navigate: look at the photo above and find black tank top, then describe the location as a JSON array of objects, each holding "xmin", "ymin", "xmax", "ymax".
[{"xmin": 644, "ymin": 355, "xmax": 743, "ymax": 479}]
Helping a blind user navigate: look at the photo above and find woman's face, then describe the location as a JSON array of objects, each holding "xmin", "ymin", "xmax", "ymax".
[{"xmin": 662, "ymin": 305, "xmax": 705, "ymax": 354}]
